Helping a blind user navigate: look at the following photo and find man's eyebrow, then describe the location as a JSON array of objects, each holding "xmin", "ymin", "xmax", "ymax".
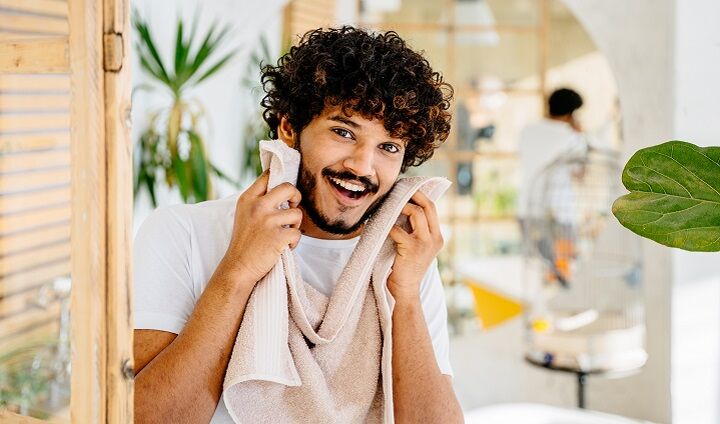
[{"xmin": 328, "ymin": 115, "xmax": 361, "ymax": 129}]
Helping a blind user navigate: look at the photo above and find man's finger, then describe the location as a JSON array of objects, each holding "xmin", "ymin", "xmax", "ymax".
[
  {"xmin": 410, "ymin": 191, "xmax": 440, "ymax": 235},
  {"xmin": 264, "ymin": 182, "xmax": 302, "ymax": 209},
  {"xmin": 271, "ymin": 207, "xmax": 303, "ymax": 229},
  {"xmin": 389, "ymin": 223, "xmax": 411, "ymax": 244},
  {"xmin": 400, "ymin": 202, "xmax": 429, "ymax": 237},
  {"xmin": 284, "ymin": 227, "xmax": 302, "ymax": 249},
  {"xmin": 244, "ymin": 170, "xmax": 270, "ymax": 198}
]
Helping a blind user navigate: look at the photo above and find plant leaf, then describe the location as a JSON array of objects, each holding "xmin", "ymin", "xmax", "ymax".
[
  {"xmin": 172, "ymin": 151, "xmax": 191, "ymax": 202},
  {"xmin": 187, "ymin": 130, "xmax": 209, "ymax": 201},
  {"xmin": 210, "ymin": 162, "xmax": 239, "ymax": 187},
  {"xmin": 612, "ymin": 140, "xmax": 720, "ymax": 251},
  {"xmin": 194, "ymin": 52, "xmax": 234, "ymax": 85},
  {"xmin": 174, "ymin": 18, "xmax": 187, "ymax": 81},
  {"xmin": 143, "ymin": 169, "xmax": 158, "ymax": 208},
  {"xmin": 138, "ymin": 53, "xmax": 169, "ymax": 86},
  {"xmin": 187, "ymin": 25, "xmax": 217, "ymax": 78},
  {"xmin": 132, "ymin": 11, "xmax": 170, "ymax": 84}
]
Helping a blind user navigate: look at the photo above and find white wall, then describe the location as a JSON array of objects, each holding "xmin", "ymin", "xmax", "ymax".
[
  {"xmin": 671, "ymin": 1, "xmax": 720, "ymax": 423},
  {"xmin": 538, "ymin": 1, "xmax": 675, "ymax": 421},
  {"xmin": 131, "ymin": 0, "xmax": 285, "ymax": 233}
]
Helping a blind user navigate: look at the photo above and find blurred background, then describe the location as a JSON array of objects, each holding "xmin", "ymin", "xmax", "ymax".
[{"xmin": 1, "ymin": 0, "xmax": 719, "ymax": 423}]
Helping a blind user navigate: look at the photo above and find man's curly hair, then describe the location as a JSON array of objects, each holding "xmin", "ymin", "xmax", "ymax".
[{"xmin": 260, "ymin": 26, "xmax": 453, "ymax": 173}]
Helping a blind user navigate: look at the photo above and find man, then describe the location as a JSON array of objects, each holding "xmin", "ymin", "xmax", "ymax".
[
  {"xmin": 517, "ymin": 88, "xmax": 586, "ymax": 287},
  {"xmin": 517, "ymin": 87, "xmax": 585, "ymax": 221},
  {"xmin": 133, "ymin": 27, "xmax": 463, "ymax": 423}
]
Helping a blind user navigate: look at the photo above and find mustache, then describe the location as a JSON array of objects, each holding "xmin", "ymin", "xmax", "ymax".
[{"xmin": 321, "ymin": 168, "xmax": 379, "ymax": 194}]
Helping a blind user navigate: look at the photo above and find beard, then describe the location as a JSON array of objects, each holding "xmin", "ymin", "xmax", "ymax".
[{"xmin": 295, "ymin": 138, "xmax": 393, "ymax": 235}]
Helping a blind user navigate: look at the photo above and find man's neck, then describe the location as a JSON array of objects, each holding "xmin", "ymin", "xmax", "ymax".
[{"xmin": 548, "ymin": 114, "xmax": 580, "ymax": 132}]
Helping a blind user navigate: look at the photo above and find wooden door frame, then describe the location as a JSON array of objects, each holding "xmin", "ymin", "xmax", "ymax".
[
  {"xmin": 68, "ymin": 0, "xmax": 134, "ymax": 422},
  {"xmin": 0, "ymin": 0, "xmax": 134, "ymax": 422}
]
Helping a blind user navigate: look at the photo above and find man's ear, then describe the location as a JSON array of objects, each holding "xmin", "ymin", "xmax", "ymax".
[{"xmin": 277, "ymin": 116, "xmax": 296, "ymax": 148}]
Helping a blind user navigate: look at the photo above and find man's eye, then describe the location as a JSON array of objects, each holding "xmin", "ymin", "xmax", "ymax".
[
  {"xmin": 333, "ymin": 128, "xmax": 353, "ymax": 139},
  {"xmin": 381, "ymin": 143, "xmax": 401, "ymax": 154}
]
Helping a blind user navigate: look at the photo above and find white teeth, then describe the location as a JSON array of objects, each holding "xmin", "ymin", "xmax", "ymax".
[{"xmin": 330, "ymin": 177, "xmax": 366, "ymax": 192}]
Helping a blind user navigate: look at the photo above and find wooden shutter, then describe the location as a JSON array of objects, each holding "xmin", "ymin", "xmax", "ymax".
[
  {"xmin": 0, "ymin": 0, "xmax": 133, "ymax": 421},
  {"xmin": 0, "ymin": 1, "xmax": 72, "ymax": 399}
]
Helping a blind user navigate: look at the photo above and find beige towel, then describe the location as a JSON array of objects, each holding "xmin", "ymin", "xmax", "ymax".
[{"xmin": 223, "ymin": 140, "xmax": 450, "ymax": 423}]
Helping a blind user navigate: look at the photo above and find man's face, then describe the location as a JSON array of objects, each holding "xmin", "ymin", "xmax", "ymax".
[{"xmin": 283, "ymin": 106, "xmax": 406, "ymax": 239}]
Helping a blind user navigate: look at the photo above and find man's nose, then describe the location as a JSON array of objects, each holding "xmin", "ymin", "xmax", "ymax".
[{"xmin": 342, "ymin": 144, "xmax": 375, "ymax": 178}]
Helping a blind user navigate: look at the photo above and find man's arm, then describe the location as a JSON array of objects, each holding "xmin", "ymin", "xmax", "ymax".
[
  {"xmin": 387, "ymin": 191, "xmax": 463, "ymax": 423},
  {"xmin": 134, "ymin": 268, "xmax": 255, "ymax": 423},
  {"xmin": 392, "ymin": 295, "xmax": 462, "ymax": 422},
  {"xmin": 133, "ymin": 172, "xmax": 303, "ymax": 424}
]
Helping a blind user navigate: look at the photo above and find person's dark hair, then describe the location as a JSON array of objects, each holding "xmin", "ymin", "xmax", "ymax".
[
  {"xmin": 548, "ymin": 88, "xmax": 583, "ymax": 117},
  {"xmin": 260, "ymin": 26, "xmax": 453, "ymax": 172}
]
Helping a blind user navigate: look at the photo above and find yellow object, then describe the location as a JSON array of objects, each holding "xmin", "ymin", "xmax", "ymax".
[
  {"xmin": 531, "ymin": 318, "xmax": 551, "ymax": 333},
  {"xmin": 465, "ymin": 279, "xmax": 524, "ymax": 330}
]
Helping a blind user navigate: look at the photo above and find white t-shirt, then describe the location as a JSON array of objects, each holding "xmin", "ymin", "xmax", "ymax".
[
  {"xmin": 133, "ymin": 194, "xmax": 453, "ymax": 424},
  {"xmin": 517, "ymin": 119, "xmax": 584, "ymax": 222}
]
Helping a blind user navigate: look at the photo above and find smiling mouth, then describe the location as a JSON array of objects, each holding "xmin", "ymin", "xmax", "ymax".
[{"xmin": 327, "ymin": 176, "xmax": 369, "ymax": 200}]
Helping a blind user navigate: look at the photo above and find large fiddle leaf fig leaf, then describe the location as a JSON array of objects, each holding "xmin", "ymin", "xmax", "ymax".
[{"xmin": 612, "ymin": 140, "xmax": 720, "ymax": 251}]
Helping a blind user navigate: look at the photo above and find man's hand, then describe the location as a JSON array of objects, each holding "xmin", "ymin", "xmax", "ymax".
[
  {"xmin": 387, "ymin": 190, "xmax": 443, "ymax": 300},
  {"xmin": 217, "ymin": 170, "xmax": 303, "ymax": 288}
]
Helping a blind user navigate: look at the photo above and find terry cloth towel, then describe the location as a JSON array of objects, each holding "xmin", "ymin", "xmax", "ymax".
[{"xmin": 223, "ymin": 140, "xmax": 451, "ymax": 423}]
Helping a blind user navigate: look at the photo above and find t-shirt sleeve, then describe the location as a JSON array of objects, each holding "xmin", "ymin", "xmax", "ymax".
[
  {"xmin": 419, "ymin": 260, "xmax": 454, "ymax": 377},
  {"xmin": 133, "ymin": 206, "xmax": 196, "ymax": 335}
]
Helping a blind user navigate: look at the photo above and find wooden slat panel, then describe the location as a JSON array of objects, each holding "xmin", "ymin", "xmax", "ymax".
[
  {"xmin": 0, "ymin": 74, "xmax": 69, "ymax": 92},
  {"xmin": 0, "ymin": 31, "xmax": 52, "ymax": 42},
  {"xmin": 0, "ymin": 148, "xmax": 69, "ymax": 173},
  {"xmin": 0, "ymin": 112, "xmax": 69, "ymax": 132},
  {"xmin": 286, "ymin": 0, "xmax": 336, "ymax": 41},
  {"xmin": 0, "ymin": 185, "xmax": 70, "ymax": 215},
  {"xmin": 0, "ymin": 94, "xmax": 70, "ymax": 112},
  {"xmin": 0, "ymin": 37, "xmax": 69, "ymax": 73},
  {"xmin": 0, "ymin": 167, "xmax": 70, "ymax": 193},
  {"xmin": 0, "ymin": 408, "xmax": 58, "ymax": 424},
  {"xmin": 0, "ymin": 240, "xmax": 70, "ymax": 276},
  {"xmin": 0, "ymin": 222, "xmax": 69, "ymax": 255},
  {"xmin": 0, "ymin": 301, "xmax": 61, "ymax": 336},
  {"xmin": 0, "ymin": 12, "xmax": 68, "ymax": 35},
  {"xmin": 293, "ymin": 0, "xmax": 334, "ymax": 17},
  {"xmin": 0, "ymin": 204, "xmax": 70, "ymax": 235},
  {"xmin": 0, "ymin": 132, "xmax": 70, "ymax": 153},
  {"xmin": 0, "ymin": 260, "xmax": 69, "ymax": 297},
  {"xmin": 0, "ymin": 0, "xmax": 68, "ymax": 17},
  {"xmin": 0, "ymin": 291, "xmax": 62, "ymax": 320},
  {"xmin": 0, "ymin": 319, "xmax": 59, "ymax": 359},
  {"xmin": 296, "ymin": 0, "xmax": 335, "ymax": 15}
]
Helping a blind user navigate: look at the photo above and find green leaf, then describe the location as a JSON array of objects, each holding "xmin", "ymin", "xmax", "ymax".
[
  {"xmin": 210, "ymin": 162, "xmax": 239, "ymax": 187},
  {"xmin": 143, "ymin": 169, "xmax": 158, "ymax": 208},
  {"xmin": 172, "ymin": 151, "xmax": 191, "ymax": 202},
  {"xmin": 187, "ymin": 25, "xmax": 218, "ymax": 78},
  {"xmin": 194, "ymin": 52, "xmax": 234, "ymax": 85},
  {"xmin": 188, "ymin": 24, "xmax": 231, "ymax": 80},
  {"xmin": 132, "ymin": 11, "xmax": 170, "ymax": 84},
  {"xmin": 612, "ymin": 140, "xmax": 720, "ymax": 251},
  {"xmin": 174, "ymin": 18, "xmax": 187, "ymax": 80},
  {"xmin": 187, "ymin": 130, "xmax": 209, "ymax": 201},
  {"xmin": 138, "ymin": 53, "xmax": 169, "ymax": 86}
]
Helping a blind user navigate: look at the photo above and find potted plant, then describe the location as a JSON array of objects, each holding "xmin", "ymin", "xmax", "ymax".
[
  {"xmin": 612, "ymin": 140, "xmax": 720, "ymax": 252},
  {"xmin": 133, "ymin": 10, "xmax": 239, "ymax": 206}
]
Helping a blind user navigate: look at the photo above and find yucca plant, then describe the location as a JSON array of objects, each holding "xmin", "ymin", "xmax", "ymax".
[
  {"xmin": 133, "ymin": 10, "xmax": 239, "ymax": 206},
  {"xmin": 239, "ymin": 36, "xmax": 274, "ymax": 183}
]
